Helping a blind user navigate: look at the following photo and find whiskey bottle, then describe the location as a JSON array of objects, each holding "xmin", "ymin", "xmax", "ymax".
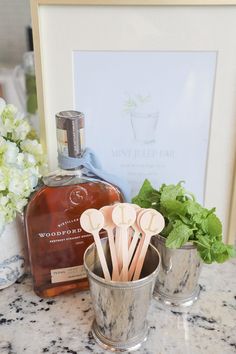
[{"xmin": 25, "ymin": 111, "xmax": 123, "ymax": 297}]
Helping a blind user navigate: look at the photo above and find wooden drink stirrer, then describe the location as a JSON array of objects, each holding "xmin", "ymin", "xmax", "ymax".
[
  {"xmin": 113, "ymin": 204, "xmax": 123, "ymax": 272},
  {"xmin": 119, "ymin": 206, "xmax": 142, "ymax": 280},
  {"xmin": 127, "ymin": 205, "xmax": 142, "ymax": 262},
  {"xmin": 133, "ymin": 210, "xmax": 165, "ymax": 281},
  {"xmin": 115, "ymin": 228, "xmax": 123, "ymax": 272},
  {"xmin": 128, "ymin": 209, "xmax": 148, "ymax": 281},
  {"xmin": 80, "ymin": 209, "xmax": 111, "ymax": 281},
  {"xmin": 126, "ymin": 205, "xmax": 140, "ymax": 248},
  {"xmin": 100, "ymin": 205, "xmax": 120, "ymax": 281},
  {"xmin": 115, "ymin": 203, "xmax": 133, "ymax": 273},
  {"xmin": 112, "ymin": 204, "xmax": 136, "ymax": 281}
]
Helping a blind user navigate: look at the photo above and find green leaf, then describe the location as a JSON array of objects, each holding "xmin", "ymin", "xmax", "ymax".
[
  {"xmin": 198, "ymin": 214, "xmax": 222, "ymax": 240},
  {"xmin": 185, "ymin": 199, "xmax": 204, "ymax": 216},
  {"xmin": 160, "ymin": 182, "xmax": 185, "ymax": 205},
  {"xmin": 161, "ymin": 221, "xmax": 173, "ymax": 237},
  {"xmin": 198, "ymin": 248, "xmax": 212, "ymax": 264},
  {"xmin": 200, "ymin": 219, "xmax": 209, "ymax": 234},
  {"xmin": 197, "ymin": 241, "xmax": 235, "ymax": 264},
  {"xmin": 211, "ymin": 241, "xmax": 225, "ymax": 253},
  {"xmin": 211, "ymin": 242, "xmax": 235, "ymax": 263},
  {"xmin": 132, "ymin": 179, "xmax": 157, "ymax": 208},
  {"xmin": 166, "ymin": 221, "xmax": 193, "ymax": 248},
  {"xmin": 178, "ymin": 214, "xmax": 193, "ymax": 225},
  {"xmin": 195, "ymin": 234, "xmax": 211, "ymax": 248},
  {"xmin": 161, "ymin": 199, "xmax": 186, "ymax": 217},
  {"xmin": 136, "ymin": 179, "xmax": 154, "ymax": 198},
  {"xmin": 207, "ymin": 214, "xmax": 222, "ymax": 238},
  {"xmin": 214, "ymin": 252, "xmax": 230, "ymax": 263},
  {"xmin": 225, "ymin": 245, "xmax": 236, "ymax": 258}
]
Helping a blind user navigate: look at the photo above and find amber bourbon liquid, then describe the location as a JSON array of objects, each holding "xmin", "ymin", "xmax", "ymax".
[
  {"xmin": 25, "ymin": 111, "xmax": 123, "ymax": 297},
  {"xmin": 25, "ymin": 181, "xmax": 122, "ymax": 297}
]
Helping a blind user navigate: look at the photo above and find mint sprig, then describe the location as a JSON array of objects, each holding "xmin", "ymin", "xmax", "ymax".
[{"xmin": 132, "ymin": 179, "xmax": 235, "ymax": 264}]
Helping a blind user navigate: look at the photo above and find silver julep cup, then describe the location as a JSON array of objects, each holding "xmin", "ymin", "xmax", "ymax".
[
  {"xmin": 84, "ymin": 237, "xmax": 160, "ymax": 352},
  {"xmin": 152, "ymin": 235, "xmax": 202, "ymax": 307}
]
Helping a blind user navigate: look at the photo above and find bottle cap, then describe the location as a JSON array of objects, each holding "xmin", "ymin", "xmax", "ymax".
[{"xmin": 56, "ymin": 110, "xmax": 85, "ymax": 158}]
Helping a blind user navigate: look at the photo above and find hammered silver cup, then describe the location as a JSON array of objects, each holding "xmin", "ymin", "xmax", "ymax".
[
  {"xmin": 84, "ymin": 237, "xmax": 160, "ymax": 352},
  {"xmin": 152, "ymin": 235, "xmax": 202, "ymax": 307}
]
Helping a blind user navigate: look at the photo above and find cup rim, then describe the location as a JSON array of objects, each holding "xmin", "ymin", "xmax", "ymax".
[{"xmin": 83, "ymin": 237, "xmax": 161, "ymax": 288}]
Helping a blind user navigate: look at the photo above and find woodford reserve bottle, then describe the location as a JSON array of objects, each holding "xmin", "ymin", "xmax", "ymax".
[{"xmin": 25, "ymin": 111, "xmax": 123, "ymax": 297}]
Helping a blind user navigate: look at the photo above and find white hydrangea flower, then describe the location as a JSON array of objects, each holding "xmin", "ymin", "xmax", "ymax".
[
  {"xmin": 0, "ymin": 98, "xmax": 6, "ymax": 115},
  {"xmin": 0, "ymin": 195, "xmax": 9, "ymax": 206},
  {"xmin": 20, "ymin": 139, "xmax": 43, "ymax": 156},
  {"xmin": 14, "ymin": 111, "xmax": 25, "ymax": 122},
  {"xmin": 0, "ymin": 101, "xmax": 46, "ymax": 233},
  {"xmin": 0, "ymin": 195, "xmax": 10, "ymax": 223},
  {"xmin": 26, "ymin": 172, "xmax": 38, "ymax": 190},
  {"xmin": 8, "ymin": 168, "xmax": 25, "ymax": 196},
  {"xmin": 0, "ymin": 136, "xmax": 6, "ymax": 149},
  {"xmin": 16, "ymin": 152, "xmax": 25, "ymax": 167},
  {"xmin": 0, "ymin": 120, "xmax": 7, "ymax": 137},
  {"xmin": 3, "ymin": 141, "xmax": 19, "ymax": 164},
  {"xmin": 0, "ymin": 167, "xmax": 8, "ymax": 191},
  {"xmin": 4, "ymin": 118, "xmax": 14, "ymax": 131},
  {"xmin": 27, "ymin": 165, "xmax": 40, "ymax": 179},
  {"xmin": 23, "ymin": 152, "xmax": 37, "ymax": 167},
  {"xmin": 5, "ymin": 104, "xmax": 17, "ymax": 116},
  {"xmin": 14, "ymin": 197, "xmax": 28, "ymax": 212},
  {"xmin": 12, "ymin": 120, "xmax": 31, "ymax": 141},
  {"xmin": 1, "ymin": 197, "xmax": 16, "ymax": 223}
]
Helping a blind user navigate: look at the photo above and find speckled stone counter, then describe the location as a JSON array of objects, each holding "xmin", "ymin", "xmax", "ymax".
[{"xmin": 0, "ymin": 259, "xmax": 235, "ymax": 354}]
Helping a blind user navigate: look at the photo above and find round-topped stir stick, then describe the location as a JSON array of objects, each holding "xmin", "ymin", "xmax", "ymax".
[
  {"xmin": 112, "ymin": 204, "xmax": 137, "ymax": 281},
  {"xmin": 115, "ymin": 229, "xmax": 123, "ymax": 272},
  {"xmin": 119, "ymin": 206, "xmax": 142, "ymax": 280},
  {"xmin": 133, "ymin": 209, "xmax": 165, "ymax": 281},
  {"xmin": 100, "ymin": 205, "xmax": 120, "ymax": 281},
  {"xmin": 127, "ymin": 204, "xmax": 140, "ymax": 248},
  {"xmin": 128, "ymin": 208, "xmax": 148, "ymax": 281},
  {"xmin": 115, "ymin": 203, "xmax": 136, "ymax": 273},
  {"xmin": 80, "ymin": 209, "xmax": 111, "ymax": 281},
  {"xmin": 128, "ymin": 205, "xmax": 142, "ymax": 262},
  {"xmin": 112, "ymin": 204, "xmax": 123, "ymax": 273},
  {"xmin": 114, "ymin": 203, "xmax": 134, "ymax": 275}
]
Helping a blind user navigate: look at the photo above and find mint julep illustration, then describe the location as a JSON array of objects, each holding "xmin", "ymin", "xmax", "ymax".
[{"xmin": 124, "ymin": 94, "xmax": 159, "ymax": 144}]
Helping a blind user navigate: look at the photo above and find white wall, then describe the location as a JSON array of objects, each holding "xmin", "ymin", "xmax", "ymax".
[{"xmin": 0, "ymin": 0, "xmax": 31, "ymax": 66}]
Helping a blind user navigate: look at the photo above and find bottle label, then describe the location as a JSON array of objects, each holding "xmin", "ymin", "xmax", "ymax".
[{"xmin": 51, "ymin": 265, "xmax": 87, "ymax": 283}]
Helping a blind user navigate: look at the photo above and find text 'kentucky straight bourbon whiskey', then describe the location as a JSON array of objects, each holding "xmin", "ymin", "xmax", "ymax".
[{"xmin": 25, "ymin": 111, "xmax": 123, "ymax": 297}]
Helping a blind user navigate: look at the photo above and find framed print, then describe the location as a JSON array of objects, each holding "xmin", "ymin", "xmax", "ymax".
[
  {"xmin": 31, "ymin": 0, "xmax": 236, "ymax": 244},
  {"xmin": 73, "ymin": 50, "xmax": 216, "ymax": 204}
]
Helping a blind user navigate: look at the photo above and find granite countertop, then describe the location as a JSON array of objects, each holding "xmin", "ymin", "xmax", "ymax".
[{"xmin": 0, "ymin": 259, "xmax": 235, "ymax": 354}]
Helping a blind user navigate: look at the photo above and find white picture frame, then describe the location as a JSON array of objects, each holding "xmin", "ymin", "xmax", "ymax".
[{"xmin": 31, "ymin": 0, "xmax": 236, "ymax": 244}]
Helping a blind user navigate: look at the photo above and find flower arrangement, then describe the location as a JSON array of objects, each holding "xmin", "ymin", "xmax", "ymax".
[{"xmin": 0, "ymin": 98, "xmax": 45, "ymax": 235}]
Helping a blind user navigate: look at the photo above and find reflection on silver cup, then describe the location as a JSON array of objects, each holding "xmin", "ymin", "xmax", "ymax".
[
  {"xmin": 84, "ymin": 237, "xmax": 160, "ymax": 352},
  {"xmin": 130, "ymin": 112, "xmax": 159, "ymax": 144},
  {"xmin": 152, "ymin": 235, "xmax": 202, "ymax": 307}
]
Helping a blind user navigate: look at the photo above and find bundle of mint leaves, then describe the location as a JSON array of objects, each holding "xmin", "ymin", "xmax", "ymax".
[{"xmin": 132, "ymin": 179, "xmax": 235, "ymax": 264}]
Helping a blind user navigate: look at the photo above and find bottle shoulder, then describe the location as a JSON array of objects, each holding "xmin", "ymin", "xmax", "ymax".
[
  {"xmin": 42, "ymin": 168, "xmax": 114, "ymax": 188},
  {"xmin": 26, "ymin": 169, "xmax": 123, "ymax": 212}
]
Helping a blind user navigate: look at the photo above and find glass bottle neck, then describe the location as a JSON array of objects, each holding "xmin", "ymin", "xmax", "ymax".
[
  {"xmin": 61, "ymin": 165, "xmax": 83, "ymax": 172},
  {"xmin": 56, "ymin": 111, "xmax": 85, "ymax": 159}
]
